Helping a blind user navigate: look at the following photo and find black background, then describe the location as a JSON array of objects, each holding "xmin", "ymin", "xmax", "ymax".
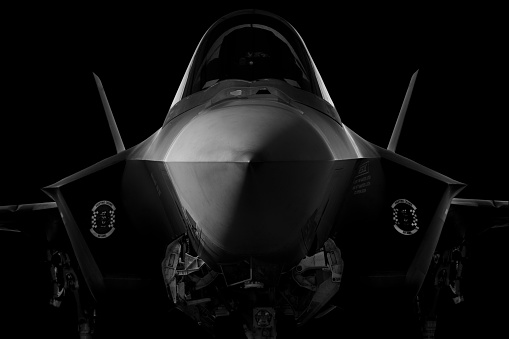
[{"xmin": 1, "ymin": 3, "xmax": 506, "ymax": 338}]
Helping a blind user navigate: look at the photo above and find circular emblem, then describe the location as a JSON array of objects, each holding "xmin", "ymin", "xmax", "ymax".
[
  {"xmin": 254, "ymin": 309, "xmax": 273, "ymax": 328},
  {"xmin": 90, "ymin": 200, "xmax": 116, "ymax": 239},
  {"xmin": 391, "ymin": 199, "xmax": 419, "ymax": 235}
]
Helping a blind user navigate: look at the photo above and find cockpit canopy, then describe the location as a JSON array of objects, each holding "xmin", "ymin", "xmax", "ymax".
[
  {"xmin": 185, "ymin": 14, "xmax": 317, "ymax": 96},
  {"xmin": 172, "ymin": 9, "xmax": 333, "ymax": 108}
]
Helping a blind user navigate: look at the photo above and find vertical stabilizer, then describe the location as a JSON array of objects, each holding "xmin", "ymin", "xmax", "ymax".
[
  {"xmin": 93, "ymin": 73, "xmax": 125, "ymax": 154},
  {"xmin": 387, "ymin": 70, "xmax": 419, "ymax": 152}
]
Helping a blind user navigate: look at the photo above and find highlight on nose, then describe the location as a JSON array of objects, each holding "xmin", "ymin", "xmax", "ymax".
[
  {"xmin": 164, "ymin": 100, "xmax": 336, "ymax": 262},
  {"xmin": 165, "ymin": 100, "xmax": 333, "ymax": 163}
]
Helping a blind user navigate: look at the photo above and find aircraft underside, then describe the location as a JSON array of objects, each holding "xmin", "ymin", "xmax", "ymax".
[
  {"xmin": 159, "ymin": 234, "xmax": 343, "ymax": 338},
  {"xmin": 29, "ymin": 154, "xmax": 461, "ymax": 338}
]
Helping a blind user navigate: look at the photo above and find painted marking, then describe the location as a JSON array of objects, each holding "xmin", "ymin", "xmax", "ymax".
[
  {"xmin": 352, "ymin": 161, "xmax": 371, "ymax": 195},
  {"xmin": 90, "ymin": 200, "xmax": 116, "ymax": 239},
  {"xmin": 356, "ymin": 161, "xmax": 370, "ymax": 177},
  {"xmin": 352, "ymin": 174, "xmax": 371, "ymax": 195},
  {"xmin": 391, "ymin": 199, "xmax": 419, "ymax": 235}
]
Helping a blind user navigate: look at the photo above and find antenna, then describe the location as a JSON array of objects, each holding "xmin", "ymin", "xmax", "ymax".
[
  {"xmin": 93, "ymin": 73, "xmax": 125, "ymax": 153},
  {"xmin": 388, "ymin": 70, "xmax": 419, "ymax": 152}
]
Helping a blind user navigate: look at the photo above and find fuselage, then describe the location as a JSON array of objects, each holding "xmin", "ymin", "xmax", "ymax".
[{"xmin": 125, "ymin": 79, "xmax": 375, "ymax": 270}]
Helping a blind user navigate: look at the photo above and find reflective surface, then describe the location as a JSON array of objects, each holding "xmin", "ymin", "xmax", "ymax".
[{"xmin": 184, "ymin": 10, "xmax": 318, "ymax": 96}]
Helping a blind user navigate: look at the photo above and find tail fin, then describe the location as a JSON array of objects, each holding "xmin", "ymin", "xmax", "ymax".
[
  {"xmin": 387, "ymin": 70, "xmax": 419, "ymax": 152},
  {"xmin": 93, "ymin": 73, "xmax": 125, "ymax": 154}
]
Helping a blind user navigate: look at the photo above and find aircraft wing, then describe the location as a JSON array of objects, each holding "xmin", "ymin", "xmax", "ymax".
[
  {"xmin": 0, "ymin": 202, "xmax": 63, "ymax": 241},
  {"xmin": 437, "ymin": 198, "xmax": 508, "ymax": 252},
  {"xmin": 416, "ymin": 197, "xmax": 507, "ymax": 337},
  {"xmin": 1, "ymin": 148, "xmax": 188, "ymax": 303}
]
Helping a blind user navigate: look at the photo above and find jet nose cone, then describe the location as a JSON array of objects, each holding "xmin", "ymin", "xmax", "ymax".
[
  {"xmin": 166, "ymin": 100, "xmax": 333, "ymax": 162},
  {"xmin": 164, "ymin": 100, "xmax": 336, "ymax": 264}
]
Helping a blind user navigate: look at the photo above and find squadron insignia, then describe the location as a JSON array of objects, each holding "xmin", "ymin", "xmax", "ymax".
[
  {"xmin": 391, "ymin": 199, "xmax": 419, "ymax": 235},
  {"xmin": 90, "ymin": 200, "xmax": 116, "ymax": 239}
]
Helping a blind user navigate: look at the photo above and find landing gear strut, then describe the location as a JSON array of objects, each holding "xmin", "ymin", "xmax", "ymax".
[{"xmin": 48, "ymin": 249, "xmax": 95, "ymax": 338}]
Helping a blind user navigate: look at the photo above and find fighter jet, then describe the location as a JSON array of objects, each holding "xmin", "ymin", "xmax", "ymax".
[{"xmin": 1, "ymin": 9, "xmax": 507, "ymax": 339}]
